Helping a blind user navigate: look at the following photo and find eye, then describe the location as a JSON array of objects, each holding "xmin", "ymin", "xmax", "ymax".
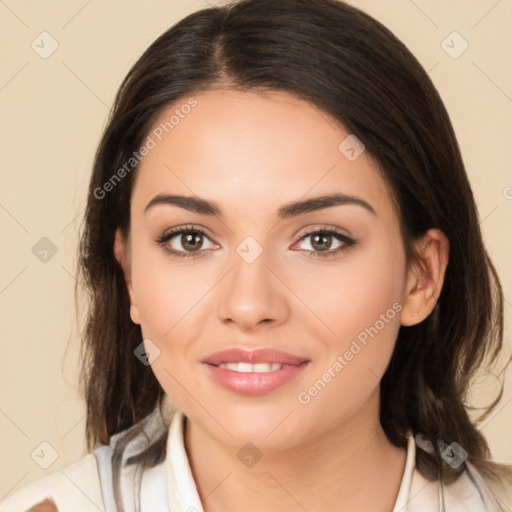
[
  {"xmin": 154, "ymin": 225, "xmax": 356, "ymax": 260},
  {"xmin": 294, "ymin": 227, "xmax": 356, "ymax": 258},
  {"xmin": 155, "ymin": 225, "xmax": 218, "ymax": 259}
]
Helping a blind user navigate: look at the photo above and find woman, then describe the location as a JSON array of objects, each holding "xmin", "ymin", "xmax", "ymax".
[{"xmin": 2, "ymin": 0, "xmax": 512, "ymax": 510}]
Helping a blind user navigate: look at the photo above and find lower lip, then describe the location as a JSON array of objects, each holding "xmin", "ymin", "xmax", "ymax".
[{"xmin": 203, "ymin": 362, "xmax": 309, "ymax": 396}]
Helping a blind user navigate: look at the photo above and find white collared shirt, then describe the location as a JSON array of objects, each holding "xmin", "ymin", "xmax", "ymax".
[{"xmin": 2, "ymin": 406, "xmax": 511, "ymax": 512}]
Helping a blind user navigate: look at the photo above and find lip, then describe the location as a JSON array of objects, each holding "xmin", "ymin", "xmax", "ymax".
[
  {"xmin": 202, "ymin": 347, "xmax": 309, "ymax": 366},
  {"xmin": 202, "ymin": 347, "xmax": 310, "ymax": 396}
]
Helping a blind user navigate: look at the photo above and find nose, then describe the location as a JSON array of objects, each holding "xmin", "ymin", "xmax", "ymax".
[{"xmin": 217, "ymin": 244, "xmax": 289, "ymax": 332}]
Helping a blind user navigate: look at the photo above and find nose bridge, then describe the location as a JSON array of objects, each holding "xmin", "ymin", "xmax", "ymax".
[{"xmin": 217, "ymin": 234, "xmax": 288, "ymax": 329}]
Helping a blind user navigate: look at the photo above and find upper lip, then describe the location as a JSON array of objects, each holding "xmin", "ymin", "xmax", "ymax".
[{"xmin": 203, "ymin": 348, "xmax": 309, "ymax": 366}]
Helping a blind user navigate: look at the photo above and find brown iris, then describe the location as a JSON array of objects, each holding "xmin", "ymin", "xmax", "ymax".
[
  {"xmin": 310, "ymin": 233, "xmax": 333, "ymax": 252},
  {"xmin": 181, "ymin": 231, "xmax": 203, "ymax": 252}
]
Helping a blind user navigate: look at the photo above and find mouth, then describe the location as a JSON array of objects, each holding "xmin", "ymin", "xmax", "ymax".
[
  {"xmin": 203, "ymin": 347, "xmax": 309, "ymax": 366},
  {"xmin": 202, "ymin": 347, "xmax": 310, "ymax": 396},
  {"xmin": 210, "ymin": 362, "xmax": 298, "ymax": 372}
]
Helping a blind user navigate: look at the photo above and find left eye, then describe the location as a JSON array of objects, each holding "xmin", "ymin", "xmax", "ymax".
[{"xmin": 294, "ymin": 229, "xmax": 355, "ymax": 256}]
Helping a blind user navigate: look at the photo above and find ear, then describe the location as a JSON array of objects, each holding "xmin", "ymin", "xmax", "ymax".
[
  {"xmin": 400, "ymin": 228, "xmax": 449, "ymax": 326},
  {"xmin": 113, "ymin": 228, "xmax": 140, "ymax": 325}
]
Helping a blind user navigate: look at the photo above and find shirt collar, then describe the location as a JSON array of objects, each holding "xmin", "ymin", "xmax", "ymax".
[
  {"xmin": 393, "ymin": 432, "xmax": 416, "ymax": 511},
  {"xmin": 166, "ymin": 408, "xmax": 204, "ymax": 512}
]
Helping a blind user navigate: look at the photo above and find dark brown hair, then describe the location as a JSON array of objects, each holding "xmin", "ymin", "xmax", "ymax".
[{"xmin": 75, "ymin": 0, "xmax": 511, "ymax": 509}]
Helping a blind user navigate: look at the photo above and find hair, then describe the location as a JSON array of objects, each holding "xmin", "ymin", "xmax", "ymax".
[{"xmin": 75, "ymin": 0, "xmax": 512, "ymax": 510}]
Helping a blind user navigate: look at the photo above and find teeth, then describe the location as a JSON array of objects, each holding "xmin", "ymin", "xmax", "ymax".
[
  {"xmin": 237, "ymin": 363, "xmax": 253, "ymax": 373},
  {"xmin": 218, "ymin": 362, "xmax": 283, "ymax": 372}
]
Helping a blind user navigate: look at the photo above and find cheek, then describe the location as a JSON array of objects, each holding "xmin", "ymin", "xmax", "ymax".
[
  {"xmin": 129, "ymin": 239, "xmax": 204, "ymax": 336},
  {"xmin": 293, "ymin": 233, "xmax": 405, "ymax": 346},
  {"xmin": 129, "ymin": 247, "xmax": 208, "ymax": 405},
  {"xmin": 292, "ymin": 235, "xmax": 405, "ymax": 408}
]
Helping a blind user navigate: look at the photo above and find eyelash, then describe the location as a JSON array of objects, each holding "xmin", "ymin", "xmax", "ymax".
[{"xmin": 154, "ymin": 224, "xmax": 356, "ymax": 260}]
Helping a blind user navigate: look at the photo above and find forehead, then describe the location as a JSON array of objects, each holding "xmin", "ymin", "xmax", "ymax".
[{"xmin": 131, "ymin": 89, "xmax": 394, "ymax": 221}]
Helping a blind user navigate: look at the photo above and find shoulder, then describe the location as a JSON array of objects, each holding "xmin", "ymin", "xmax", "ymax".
[
  {"xmin": 478, "ymin": 465, "xmax": 512, "ymax": 511},
  {"xmin": 408, "ymin": 461, "xmax": 512, "ymax": 511},
  {"xmin": 407, "ymin": 433, "xmax": 512, "ymax": 511},
  {"xmin": 0, "ymin": 453, "xmax": 105, "ymax": 512},
  {"xmin": 1, "ymin": 402, "xmax": 176, "ymax": 512},
  {"xmin": 444, "ymin": 463, "xmax": 512, "ymax": 511}
]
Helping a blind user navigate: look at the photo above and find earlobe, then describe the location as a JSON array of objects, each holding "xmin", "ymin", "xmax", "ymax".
[
  {"xmin": 113, "ymin": 228, "xmax": 141, "ymax": 325},
  {"xmin": 400, "ymin": 229, "xmax": 449, "ymax": 327},
  {"xmin": 400, "ymin": 280, "xmax": 427, "ymax": 326}
]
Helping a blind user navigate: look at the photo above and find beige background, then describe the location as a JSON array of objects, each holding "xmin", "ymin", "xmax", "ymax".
[{"xmin": 1, "ymin": 0, "xmax": 511, "ymax": 500}]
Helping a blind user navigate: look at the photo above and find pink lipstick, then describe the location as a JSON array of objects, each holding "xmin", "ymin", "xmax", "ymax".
[{"xmin": 202, "ymin": 347, "xmax": 310, "ymax": 396}]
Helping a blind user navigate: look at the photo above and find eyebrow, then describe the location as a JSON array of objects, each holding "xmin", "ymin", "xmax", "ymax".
[{"xmin": 144, "ymin": 192, "xmax": 377, "ymax": 218}]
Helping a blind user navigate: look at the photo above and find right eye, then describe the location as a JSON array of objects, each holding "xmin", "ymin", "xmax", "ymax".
[{"xmin": 154, "ymin": 225, "xmax": 218, "ymax": 259}]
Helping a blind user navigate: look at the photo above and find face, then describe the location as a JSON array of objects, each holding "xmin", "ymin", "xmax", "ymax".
[{"xmin": 115, "ymin": 89, "xmax": 424, "ymax": 451}]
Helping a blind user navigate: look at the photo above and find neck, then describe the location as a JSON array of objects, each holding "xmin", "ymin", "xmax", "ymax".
[{"xmin": 184, "ymin": 390, "xmax": 407, "ymax": 512}]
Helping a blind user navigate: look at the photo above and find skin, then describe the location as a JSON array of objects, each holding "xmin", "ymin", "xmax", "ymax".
[
  {"xmin": 114, "ymin": 89, "xmax": 449, "ymax": 512},
  {"xmin": 26, "ymin": 499, "xmax": 58, "ymax": 512}
]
